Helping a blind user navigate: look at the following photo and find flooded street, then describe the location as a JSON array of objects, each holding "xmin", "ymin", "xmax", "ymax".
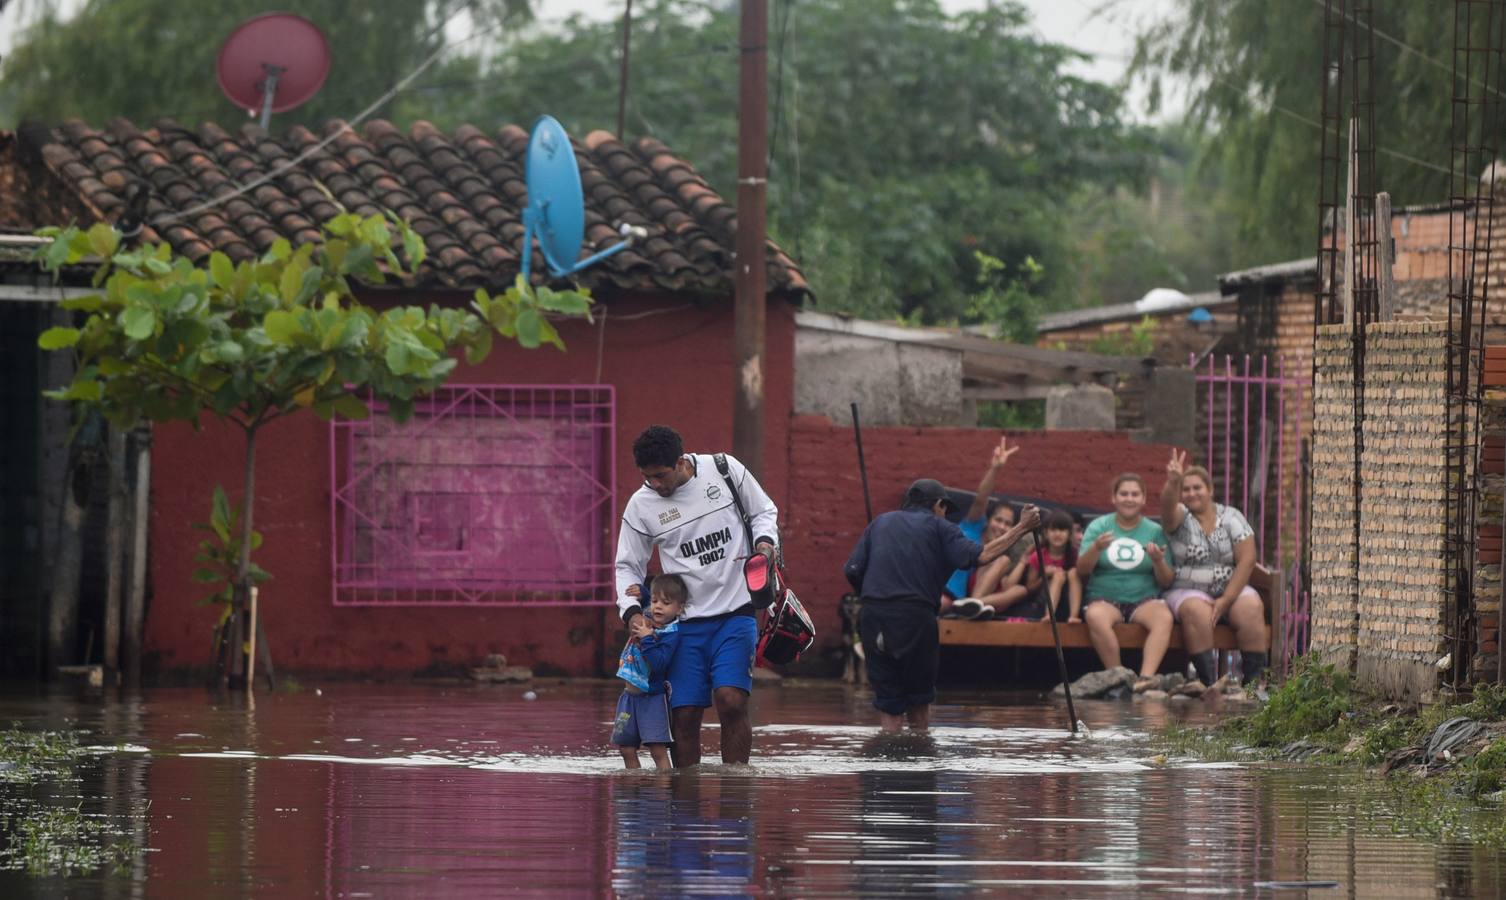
[{"xmin": 0, "ymin": 680, "xmax": 1501, "ymax": 897}]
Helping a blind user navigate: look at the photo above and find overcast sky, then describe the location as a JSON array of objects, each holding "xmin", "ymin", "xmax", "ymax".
[{"xmin": 0, "ymin": 0, "xmax": 1181, "ymax": 120}]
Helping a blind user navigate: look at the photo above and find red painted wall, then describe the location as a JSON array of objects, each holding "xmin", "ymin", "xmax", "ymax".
[
  {"xmin": 779, "ymin": 418, "xmax": 1185, "ymax": 658},
  {"xmin": 146, "ymin": 291, "xmax": 796, "ymax": 676}
]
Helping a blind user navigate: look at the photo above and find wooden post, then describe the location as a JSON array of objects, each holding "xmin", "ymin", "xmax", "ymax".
[
  {"xmin": 246, "ymin": 586, "xmax": 258, "ymax": 690},
  {"xmin": 617, "ymin": 0, "xmax": 633, "ymax": 140},
  {"xmin": 1342, "ymin": 118, "xmax": 1357, "ymax": 326},
  {"xmin": 125, "ymin": 427, "xmax": 150, "ymax": 687},
  {"xmin": 1270, "ymin": 566, "xmax": 1288, "ymax": 683},
  {"xmin": 103, "ymin": 427, "xmax": 128, "ymax": 674},
  {"xmin": 733, "ymin": 0, "xmax": 769, "ymax": 474},
  {"xmin": 1376, "ymin": 191, "xmax": 1397, "ymax": 322},
  {"xmin": 47, "ymin": 463, "xmax": 86, "ymax": 673}
]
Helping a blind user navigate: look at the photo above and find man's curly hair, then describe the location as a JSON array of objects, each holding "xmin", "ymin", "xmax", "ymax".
[{"xmin": 633, "ymin": 425, "xmax": 684, "ymax": 469}]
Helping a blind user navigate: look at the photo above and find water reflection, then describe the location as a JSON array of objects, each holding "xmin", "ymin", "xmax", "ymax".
[
  {"xmin": 610, "ymin": 775, "xmax": 756, "ymax": 897},
  {"xmin": 0, "ymin": 683, "xmax": 1500, "ymax": 897}
]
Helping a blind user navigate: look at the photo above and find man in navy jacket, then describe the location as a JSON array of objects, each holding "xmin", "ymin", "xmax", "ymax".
[{"xmin": 846, "ymin": 479, "xmax": 1038, "ymax": 732}]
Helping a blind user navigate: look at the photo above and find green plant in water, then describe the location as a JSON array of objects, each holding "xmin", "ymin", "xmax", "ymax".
[
  {"xmin": 1229, "ymin": 656, "xmax": 1352, "ymax": 748},
  {"xmin": 3, "ymin": 805, "xmax": 134, "ymax": 875},
  {"xmin": 0, "ymin": 726, "xmax": 84, "ymax": 781},
  {"xmin": 1460, "ymin": 737, "xmax": 1506, "ymax": 797}
]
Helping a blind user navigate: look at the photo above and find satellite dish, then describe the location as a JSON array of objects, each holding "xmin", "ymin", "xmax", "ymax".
[
  {"xmin": 217, "ymin": 13, "xmax": 332, "ymax": 128},
  {"xmin": 520, "ymin": 115, "xmax": 647, "ymax": 283}
]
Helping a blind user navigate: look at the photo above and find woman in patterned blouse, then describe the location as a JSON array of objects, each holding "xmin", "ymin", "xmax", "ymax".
[{"xmin": 1159, "ymin": 450, "xmax": 1269, "ymax": 688}]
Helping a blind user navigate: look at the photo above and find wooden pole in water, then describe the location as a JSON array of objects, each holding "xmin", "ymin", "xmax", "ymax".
[
  {"xmin": 125, "ymin": 426, "xmax": 150, "ymax": 687},
  {"xmin": 103, "ymin": 426, "xmax": 128, "ymax": 675},
  {"xmin": 1033, "ymin": 514, "xmax": 1078, "ymax": 735},
  {"xmin": 246, "ymin": 585, "xmax": 258, "ymax": 690}
]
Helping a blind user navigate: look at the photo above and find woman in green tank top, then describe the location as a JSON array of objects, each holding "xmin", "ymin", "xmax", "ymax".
[{"xmin": 1075, "ymin": 473, "xmax": 1175, "ymax": 693}]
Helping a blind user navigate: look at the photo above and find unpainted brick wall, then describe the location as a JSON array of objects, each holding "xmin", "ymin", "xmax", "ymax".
[
  {"xmin": 1310, "ymin": 326, "xmax": 1359, "ymax": 669},
  {"xmin": 1355, "ymin": 323, "xmax": 1452, "ymax": 701},
  {"xmin": 1310, "ymin": 322, "xmax": 1456, "ymax": 700},
  {"xmin": 1475, "ymin": 360, "xmax": 1506, "ymax": 682},
  {"xmin": 780, "ymin": 417, "xmax": 1183, "ymax": 661}
]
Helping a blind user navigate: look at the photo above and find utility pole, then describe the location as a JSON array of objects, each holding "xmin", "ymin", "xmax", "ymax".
[{"xmin": 733, "ymin": 0, "xmax": 768, "ymax": 474}]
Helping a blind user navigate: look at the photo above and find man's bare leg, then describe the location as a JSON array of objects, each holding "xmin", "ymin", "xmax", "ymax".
[
  {"xmin": 645, "ymin": 744, "xmax": 672, "ymax": 771},
  {"xmin": 620, "ymin": 747, "xmax": 641, "ymax": 769},
  {"xmin": 905, "ymin": 704, "xmax": 931, "ymax": 732},
  {"xmin": 879, "ymin": 711, "xmax": 905, "ymax": 733},
  {"xmin": 713, "ymin": 686, "xmax": 751, "ymax": 764},
  {"xmin": 670, "ymin": 706, "xmax": 703, "ymax": 768}
]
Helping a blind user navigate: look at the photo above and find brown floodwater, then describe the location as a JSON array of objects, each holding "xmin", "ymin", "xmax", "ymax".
[{"xmin": 0, "ymin": 680, "xmax": 1501, "ymax": 898}]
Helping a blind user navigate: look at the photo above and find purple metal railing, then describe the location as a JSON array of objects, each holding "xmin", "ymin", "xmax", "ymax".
[
  {"xmin": 1193, "ymin": 354, "xmax": 1311, "ymax": 675},
  {"xmin": 330, "ymin": 384, "xmax": 616, "ymax": 606}
]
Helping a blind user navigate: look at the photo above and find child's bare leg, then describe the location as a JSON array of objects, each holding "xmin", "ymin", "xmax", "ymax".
[
  {"xmin": 980, "ymin": 584, "xmax": 1027, "ymax": 613},
  {"xmin": 645, "ymin": 744, "xmax": 672, "ymax": 771},
  {"xmin": 1067, "ymin": 571, "xmax": 1083, "ymax": 621},
  {"xmin": 1045, "ymin": 570, "xmax": 1065, "ymax": 620},
  {"xmin": 619, "ymin": 747, "xmax": 641, "ymax": 769}
]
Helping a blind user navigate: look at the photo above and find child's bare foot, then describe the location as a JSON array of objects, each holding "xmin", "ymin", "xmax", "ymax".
[{"xmin": 1133, "ymin": 677, "xmax": 1158, "ymax": 693}]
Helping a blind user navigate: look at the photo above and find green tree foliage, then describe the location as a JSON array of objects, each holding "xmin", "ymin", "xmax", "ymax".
[
  {"xmin": 463, "ymin": 0, "xmax": 1152, "ymax": 322},
  {"xmin": 3, "ymin": 0, "xmax": 1192, "ymax": 320},
  {"xmin": 1135, "ymin": 0, "xmax": 1454, "ymax": 264},
  {"xmin": 35, "ymin": 215, "xmax": 590, "ymax": 609},
  {"xmin": 1067, "ymin": 125, "xmax": 1241, "ymax": 305},
  {"xmin": 0, "ymin": 0, "xmax": 531, "ymax": 128}
]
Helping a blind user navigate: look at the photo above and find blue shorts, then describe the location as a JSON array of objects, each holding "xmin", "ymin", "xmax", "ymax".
[
  {"xmin": 665, "ymin": 614, "xmax": 758, "ymax": 709},
  {"xmin": 611, "ymin": 690, "xmax": 673, "ymax": 746}
]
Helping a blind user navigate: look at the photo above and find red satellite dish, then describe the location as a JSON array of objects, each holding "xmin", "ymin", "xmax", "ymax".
[{"xmin": 217, "ymin": 13, "xmax": 331, "ymax": 124}]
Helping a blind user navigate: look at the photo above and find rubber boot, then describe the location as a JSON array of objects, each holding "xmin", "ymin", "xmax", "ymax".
[
  {"xmin": 1191, "ymin": 649, "xmax": 1217, "ymax": 687},
  {"xmin": 1240, "ymin": 651, "xmax": 1268, "ymax": 685}
]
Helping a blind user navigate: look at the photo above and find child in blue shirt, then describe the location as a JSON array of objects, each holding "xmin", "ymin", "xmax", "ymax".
[{"xmin": 613, "ymin": 574, "xmax": 686, "ymax": 771}]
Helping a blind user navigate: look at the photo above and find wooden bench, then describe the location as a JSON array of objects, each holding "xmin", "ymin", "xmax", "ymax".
[{"xmin": 939, "ymin": 564, "xmax": 1285, "ymax": 660}]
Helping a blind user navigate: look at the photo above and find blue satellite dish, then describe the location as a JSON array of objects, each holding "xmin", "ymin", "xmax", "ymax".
[{"xmin": 521, "ymin": 115, "xmax": 645, "ymax": 283}]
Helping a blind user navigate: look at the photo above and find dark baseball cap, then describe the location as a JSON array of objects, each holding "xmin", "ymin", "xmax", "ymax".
[{"xmin": 904, "ymin": 478, "xmax": 955, "ymax": 511}]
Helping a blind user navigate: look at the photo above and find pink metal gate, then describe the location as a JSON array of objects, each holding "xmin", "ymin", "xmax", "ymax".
[
  {"xmin": 330, "ymin": 384, "xmax": 616, "ymax": 606},
  {"xmin": 1192, "ymin": 354, "xmax": 1310, "ymax": 675}
]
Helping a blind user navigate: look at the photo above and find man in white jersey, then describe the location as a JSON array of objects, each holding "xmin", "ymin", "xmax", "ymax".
[{"xmin": 615, "ymin": 425, "xmax": 778, "ymax": 767}]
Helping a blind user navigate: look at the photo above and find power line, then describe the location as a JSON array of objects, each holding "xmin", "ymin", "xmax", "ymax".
[
  {"xmin": 1308, "ymin": 0, "xmax": 1505, "ymax": 99},
  {"xmin": 1207, "ymin": 72, "xmax": 1450, "ymax": 175},
  {"xmin": 151, "ymin": 8, "xmax": 509, "ymax": 228}
]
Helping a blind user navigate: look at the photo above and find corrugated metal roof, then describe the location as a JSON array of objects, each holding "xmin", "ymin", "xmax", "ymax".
[{"xmin": 1217, "ymin": 257, "xmax": 1318, "ymax": 292}]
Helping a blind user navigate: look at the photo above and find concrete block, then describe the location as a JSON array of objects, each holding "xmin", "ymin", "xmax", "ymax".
[
  {"xmin": 1141, "ymin": 367, "xmax": 1196, "ymax": 448},
  {"xmin": 1045, "ymin": 384, "xmax": 1115, "ymax": 431}
]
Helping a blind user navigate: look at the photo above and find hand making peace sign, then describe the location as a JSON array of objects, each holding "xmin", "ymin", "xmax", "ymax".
[
  {"xmin": 991, "ymin": 435, "xmax": 1020, "ymax": 469},
  {"xmin": 1166, "ymin": 448, "xmax": 1187, "ymax": 479}
]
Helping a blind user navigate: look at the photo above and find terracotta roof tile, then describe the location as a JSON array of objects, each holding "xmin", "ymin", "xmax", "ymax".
[{"xmin": 25, "ymin": 117, "xmax": 808, "ymax": 296}]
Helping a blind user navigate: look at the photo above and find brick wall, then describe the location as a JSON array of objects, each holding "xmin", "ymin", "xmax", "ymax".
[
  {"xmin": 1476, "ymin": 351, "xmax": 1506, "ymax": 682},
  {"xmin": 1310, "ymin": 322, "xmax": 1458, "ymax": 699},
  {"xmin": 780, "ymin": 416, "xmax": 1183, "ymax": 663},
  {"xmin": 1041, "ymin": 314, "xmax": 1234, "ymax": 433},
  {"xmin": 1309, "ymin": 326, "xmax": 1359, "ymax": 670},
  {"xmin": 1355, "ymin": 323, "xmax": 1452, "ymax": 700}
]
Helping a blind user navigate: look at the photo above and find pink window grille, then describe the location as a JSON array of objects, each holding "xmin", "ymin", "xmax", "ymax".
[{"xmin": 330, "ymin": 385, "xmax": 616, "ymax": 606}]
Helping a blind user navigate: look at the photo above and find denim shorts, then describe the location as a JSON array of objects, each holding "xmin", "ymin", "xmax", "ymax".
[{"xmin": 611, "ymin": 690, "xmax": 673, "ymax": 746}]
